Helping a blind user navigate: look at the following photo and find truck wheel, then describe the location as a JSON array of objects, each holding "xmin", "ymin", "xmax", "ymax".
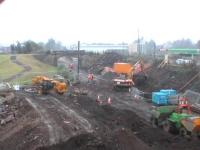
[
  {"xmin": 151, "ymin": 118, "xmax": 158, "ymax": 128},
  {"xmin": 163, "ymin": 121, "xmax": 171, "ymax": 132},
  {"xmin": 113, "ymin": 86, "xmax": 118, "ymax": 91},
  {"xmin": 163, "ymin": 121, "xmax": 177, "ymax": 133},
  {"xmin": 179, "ymin": 127, "xmax": 190, "ymax": 138},
  {"xmin": 58, "ymin": 92, "xmax": 64, "ymax": 95},
  {"xmin": 197, "ymin": 132, "xmax": 200, "ymax": 139}
]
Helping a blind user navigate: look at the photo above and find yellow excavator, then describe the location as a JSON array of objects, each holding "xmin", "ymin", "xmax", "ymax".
[{"xmin": 32, "ymin": 76, "xmax": 68, "ymax": 94}]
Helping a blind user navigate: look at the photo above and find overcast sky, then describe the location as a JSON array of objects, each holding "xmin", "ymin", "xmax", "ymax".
[{"xmin": 0, "ymin": 0, "xmax": 200, "ymax": 45}]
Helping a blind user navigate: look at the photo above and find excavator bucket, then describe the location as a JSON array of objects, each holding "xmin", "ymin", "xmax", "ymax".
[
  {"xmin": 193, "ymin": 117, "xmax": 200, "ymax": 132},
  {"xmin": 181, "ymin": 116, "xmax": 200, "ymax": 133}
]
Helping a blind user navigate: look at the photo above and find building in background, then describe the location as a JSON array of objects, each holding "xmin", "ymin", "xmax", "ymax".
[
  {"xmin": 80, "ymin": 43, "xmax": 129, "ymax": 55},
  {"xmin": 128, "ymin": 42, "xmax": 138, "ymax": 55}
]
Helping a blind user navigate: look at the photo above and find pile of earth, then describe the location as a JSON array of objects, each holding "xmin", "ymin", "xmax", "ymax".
[
  {"xmin": 37, "ymin": 133, "xmax": 117, "ymax": 150},
  {"xmin": 37, "ymin": 130, "xmax": 151, "ymax": 150},
  {"xmin": 37, "ymin": 93, "xmax": 200, "ymax": 150},
  {"xmin": 0, "ymin": 95, "xmax": 48, "ymax": 150},
  {"xmin": 36, "ymin": 93, "xmax": 154, "ymax": 150},
  {"xmin": 138, "ymin": 61, "xmax": 199, "ymax": 93},
  {"xmin": 88, "ymin": 52, "xmax": 125, "ymax": 74}
]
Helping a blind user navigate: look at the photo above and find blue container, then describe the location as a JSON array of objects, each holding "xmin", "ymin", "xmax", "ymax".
[
  {"xmin": 152, "ymin": 92, "xmax": 168, "ymax": 105},
  {"xmin": 160, "ymin": 89, "xmax": 176, "ymax": 97}
]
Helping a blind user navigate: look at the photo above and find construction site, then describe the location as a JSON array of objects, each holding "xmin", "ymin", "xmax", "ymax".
[
  {"xmin": 1, "ymin": 0, "xmax": 200, "ymax": 149},
  {"xmin": 0, "ymin": 51, "xmax": 200, "ymax": 150}
]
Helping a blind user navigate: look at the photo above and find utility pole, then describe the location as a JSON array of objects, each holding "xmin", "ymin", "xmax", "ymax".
[{"xmin": 77, "ymin": 41, "xmax": 80, "ymax": 81}]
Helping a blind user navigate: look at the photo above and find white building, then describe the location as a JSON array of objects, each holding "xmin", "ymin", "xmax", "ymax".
[
  {"xmin": 80, "ymin": 43, "xmax": 129, "ymax": 54},
  {"xmin": 128, "ymin": 43, "xmax": 138, "ymax": 55}
]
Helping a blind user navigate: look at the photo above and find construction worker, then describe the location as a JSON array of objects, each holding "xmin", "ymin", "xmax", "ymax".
[
  {"xmin": 87, "ymin": 73, "xmax": 91, "ymax": 83},
  {"xmin": 87, "ymin": 73, "xmax": 94, "ymax": 83},
  {"xmin": 91, "ymin": 73, "xmax": 94, "ymax": 80},
  {"xmin": 177, "ymin": 95, "xmax": 191, "ymax": 113},
  {"xmin": 69, "ymin": 63, "xmax": 74, "ymax": 72}
]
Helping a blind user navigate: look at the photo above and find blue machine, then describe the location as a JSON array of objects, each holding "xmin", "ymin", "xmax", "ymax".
[
  {"xmin": 152, "ymin": 92, "xmax": 168, "ymax": 105},
  {"xmin": 152, "ymin": 89, "xmax": 177, "ymax": 105},
  {"xmin": 160, "ymin": 89, "xmax": 176, "ymax": 97}
]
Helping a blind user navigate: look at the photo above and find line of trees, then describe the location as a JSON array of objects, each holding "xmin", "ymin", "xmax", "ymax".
[
  {"xmin": 10, "ymin": 38, "xmax": 67, "ymax": 54},
  {"xmin": 163, "ymin": 39, "xmax": 200, "ymax": 49}
]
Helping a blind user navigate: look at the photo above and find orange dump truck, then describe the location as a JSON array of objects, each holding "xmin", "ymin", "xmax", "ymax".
[
  {"xmin": 112, "ymin": 63, "xmax": 134, "ymax": 88},
  {"xmin": 112, "ymin": 61, "xmax": 147, "ymax": 88},
  {"xmin": 113, "ymin": 63, "xmax": 132, "ymax": 74}
]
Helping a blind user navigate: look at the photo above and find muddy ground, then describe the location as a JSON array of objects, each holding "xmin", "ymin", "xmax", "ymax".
[
  {"xmin": 0, "ymin": 94, "xmax": 48, "ymax": 150},
  {"xmin": 1, "ymin": 53, "xmax": 200, "ymax": 150},
  {"xmin": 1, "ymin": 79, "xmax": 200, "ymax": 150}
]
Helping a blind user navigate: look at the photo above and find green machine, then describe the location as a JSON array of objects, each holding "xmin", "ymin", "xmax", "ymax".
[
  {"xmin": 151, "ymin": 106, "xmax": 200, "ymax": 138},
  {"xmin": 151, "ymin": 105, "xmax": 177, "ymax": 127}
]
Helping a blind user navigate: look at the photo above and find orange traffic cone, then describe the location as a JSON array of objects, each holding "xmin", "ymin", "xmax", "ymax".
[
  {"xmin": 107, "ymin": 97, "xmax": 112, "ymax": 104},
  {"xmin": 96, "ymin": 95, "xmax": 103, "ymax": 104},
  {"xmin": 99, "ymin": 100, "xmax": 103, "ymax": 105}
]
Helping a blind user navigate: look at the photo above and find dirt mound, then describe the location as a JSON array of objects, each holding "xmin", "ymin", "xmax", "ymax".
[
  {"xmin": 74, "ymin": 83, "xmax": 200, "ymax": 150},
  {"xmin": 139, "ymin": 62, "xmax": 199, "ymax": 93},
  {"xmin": 38, "ymin": 129, "xmax": 151, "ymax": 150},
  {"xmin": 37, "ymin": 133, "xmax": 114, "ymax": 150},
  {"xmin": 88, "ymin": 52, "xmax": 125, "ymax": 74},
  {"xmin": 74, "ymin": 96, "xmax": 168, "ymax": 148},
  {"xmin": 55, "ymin": 93, "xmax": 174, "ymax": 150},
  {"xmin": 0, "ymin": 96, "xmax": 48, "ymax": 150}
]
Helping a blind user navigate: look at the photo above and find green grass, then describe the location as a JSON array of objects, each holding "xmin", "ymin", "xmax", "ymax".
[
  {"xmin": 13, "ymin": 54, "xmax": 58, "ymax": 84},
  {"xmin": 0, "ymin": 55, "xmax": 24, "ymax": 80},
  {"xmin": 0, "ymin": 54, "xmax": 58, "ymax": 84},
  {"xmin": 17, "ymin": 55, "xmax": 56, "ymax": 72}
]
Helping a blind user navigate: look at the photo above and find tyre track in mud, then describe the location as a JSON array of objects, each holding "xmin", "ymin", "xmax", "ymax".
[
  {"xmin": 23, "ymin": 93, "xmax": 93, "ymax": 145},
  {"xmin": 25, "ymin": 97, "xmax": 65, "ymax": 145},
  {"xmin": 48, "ymin": 96, "xmax": 93, "ymax": 133}
]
